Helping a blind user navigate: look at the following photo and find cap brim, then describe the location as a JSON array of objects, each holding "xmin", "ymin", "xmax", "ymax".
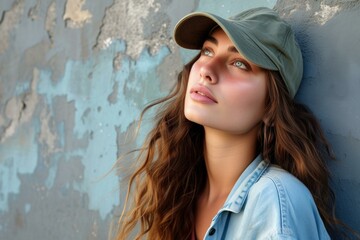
[{"xmin": 174, "ymin": 12, "xmax": 219, "ymax": 49}]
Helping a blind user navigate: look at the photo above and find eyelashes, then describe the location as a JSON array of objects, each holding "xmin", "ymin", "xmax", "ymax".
[
  {"xmin": 201, "ymin": 47, "xmax": 213, "ymax": 57},
  {"xmin": 232, "ymin": 59, "xmax": 251, "ymax": 71},
  {"xmin": 231, "ymin": 60, "xmax": 246, "ymax": 70}
]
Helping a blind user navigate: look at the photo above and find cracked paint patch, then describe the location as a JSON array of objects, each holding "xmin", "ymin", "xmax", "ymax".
[
  {"xmin": 0, "ymin": 0, "xmax": 25, "ymax": 54},
  {"xmin": 1, "ymin": 68, "xmax": 39, "ymax": 143},
  {"xmin": 63, "ymin": 0, "xmax": 92, "ymax": 28},
  {"xmin": 274, "ymin": 0, "xmax": 360, "ymax": 26},
  {"xmin": 0, "ymin": 68, "xmax": 40, "ymax": 211},
  {"xmin": 95, "ymin": 0, "xmax": 172, "ymax": 59},
  {"xmin": 39, "ymin": 107, "xmax": 59, "ymax": 157},
  {"xmin": 314, "ymin": 3, "xmax": 340, "ymax": 25},
  {"xmin": 45, "ymin": 1, "xmax": 56, "ymax": 45},
  {"xmin": 113, "ymin": 52, "xmax": 123, "ymax": 71},
  {"xmin": 36, "ymin": 40, "xmax": 169, "ymax": 219},
  {"xmin": 28, "ymin": 5, "xmax": 38, "ymax": 20}
]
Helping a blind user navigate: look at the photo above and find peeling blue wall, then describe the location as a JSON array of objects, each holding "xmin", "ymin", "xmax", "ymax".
[{"xmin": 0, "ymin": 0, "xmax": 359, "ymax": 239}]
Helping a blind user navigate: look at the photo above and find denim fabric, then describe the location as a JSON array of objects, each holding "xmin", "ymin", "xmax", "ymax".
[{"xmin": 202, "ymin": 154, "xmax": 330, "ymax": 240}]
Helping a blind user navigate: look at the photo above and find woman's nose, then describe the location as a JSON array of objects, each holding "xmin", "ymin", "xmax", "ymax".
[{"xmin": 199, "ymin": 62, "xmax": 218, "ymax": 84}]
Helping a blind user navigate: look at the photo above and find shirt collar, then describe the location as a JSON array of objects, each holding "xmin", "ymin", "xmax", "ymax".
[{"xmin": 220, "ymin": 154, "xmax": 270, "ymax": 213}]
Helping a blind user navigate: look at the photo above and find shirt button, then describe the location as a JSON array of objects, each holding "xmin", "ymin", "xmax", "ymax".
[{"xmin": 209, "ymin": 228, "xmax": 216, "ymax": 236}]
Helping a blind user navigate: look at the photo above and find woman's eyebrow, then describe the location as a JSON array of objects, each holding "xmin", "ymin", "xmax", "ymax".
[
  {"xmin": 204, "ymin": 36, "xmax": 239, "ymax": 54},
  {"xmin": 203, "ymin": 36, "xmax": 239, "ymax": 55},
  {"xmin": 204, "ymin": 35, "xmax": 218, "ymax": 45}
]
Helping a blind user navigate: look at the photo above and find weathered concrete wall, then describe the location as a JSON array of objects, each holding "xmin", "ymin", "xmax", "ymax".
[
  {"xmin": 0, "ymin": 0, "xmax": 358, "ymax": 239},
  {"xmin": 274, "ymin": 0, "xmax": 360, "ymax": 232}
]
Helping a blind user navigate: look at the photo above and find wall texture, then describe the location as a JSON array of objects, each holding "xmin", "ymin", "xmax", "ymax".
[{"xmin": 0, "ymin": 0, "xmax": 359, "ymax": 239}]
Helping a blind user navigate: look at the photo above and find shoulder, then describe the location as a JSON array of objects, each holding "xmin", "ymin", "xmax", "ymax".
[
  {"xmin": 249, "ymin": 164, "xmax": 319, "ymax": 222},
  {"xmin": 223, "ymin": 163, "xmax": 330, "ymax": 239},
  {"xmin": 242, "ymin": 164, "xmax": 330, "ymax": 239},
  {"xmin": 251, "ymin": 164, "xmax": 313, "ymax": 203}
]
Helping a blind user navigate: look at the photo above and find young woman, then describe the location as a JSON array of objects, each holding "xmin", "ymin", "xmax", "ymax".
[{"xmin": 116, "ymin": 7, "xmax": 346, "ymax": 239}]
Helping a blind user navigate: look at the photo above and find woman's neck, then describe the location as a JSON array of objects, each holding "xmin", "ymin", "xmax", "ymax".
[{"xmin": 202, "ymin": 126, "xmax": 259, "ymax": 202}]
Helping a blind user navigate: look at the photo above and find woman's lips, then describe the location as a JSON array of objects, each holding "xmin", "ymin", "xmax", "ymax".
[{"xmin": 190, "ymin": 85, "xmax": 218, "ymax": 104}]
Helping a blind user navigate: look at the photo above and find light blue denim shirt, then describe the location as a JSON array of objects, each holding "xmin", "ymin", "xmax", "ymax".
[{"xmin": 203, "ymin": 154, "xmax": 330, "ymax": 240}]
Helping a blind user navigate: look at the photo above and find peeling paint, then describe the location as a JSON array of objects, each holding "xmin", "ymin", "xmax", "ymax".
[
  {"xmin": 28, "ymin": 1, "xmax": 40, "ymax": 21},
  {"xmin": 45, "ymin": 1, "xmax": 56, "ymax": 45},
  {"xmin": 274, "ymin": 0, "xmax": 360, "ymax": 26},
  {"xmin": 1, "ymin": 68, "xmax": 39, "ymax": 143},
  {"xmin": 35, "ymin": 40, "xmax": 170, "ymax": 219},
  {"xmin": 0, "ymin": 0, "xmax": 25, "ymax": 54},
  {"xmin": 107, "ymin": 81, "xmax": 119, "ymax": 104},
  {"xmin": 112, "ymin": 52, "xmax": 122, "ymax": 71},
  {"xmin": 314, "ymin": 2, "xmax": 340, "ymax": 25},
  {"xmin": 95, "ymin": 0, "xmax": 173, "ymax": 59},
  {"xmin": 63, "ymin": 0, "xmax": 92, "ymax": 28},
  {"xmin": 1, "ymin": 0, "xmax": 177, "ymax": 238},
  {"xmin": 39, "ymin": 107, "xmax": 59, "ymax": 157}
]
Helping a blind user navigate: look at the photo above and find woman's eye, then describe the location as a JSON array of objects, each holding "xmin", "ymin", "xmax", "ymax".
[
  {"xmin": 202, "ymin": 48, "xmax": 212, "ymax": 57},
  {"xmin": 233, "ymin": 60, "xmax": 248, "ymax": 70}
]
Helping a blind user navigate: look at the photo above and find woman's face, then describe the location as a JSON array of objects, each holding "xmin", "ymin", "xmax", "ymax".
[{"xmin": 184, "ymin": 28, "xmax": 268, "ymax": 135}]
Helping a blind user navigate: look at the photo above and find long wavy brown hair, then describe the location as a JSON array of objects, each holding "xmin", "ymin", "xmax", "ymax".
[{"xmin": 115, "ymin": 54, "xmax": 348, "ymax": 239}]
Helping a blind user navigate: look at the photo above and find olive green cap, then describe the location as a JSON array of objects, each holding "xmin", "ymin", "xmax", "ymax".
[{"xmin": 174, "ymin": 7, "xmax": 303, "ymax": 98}]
